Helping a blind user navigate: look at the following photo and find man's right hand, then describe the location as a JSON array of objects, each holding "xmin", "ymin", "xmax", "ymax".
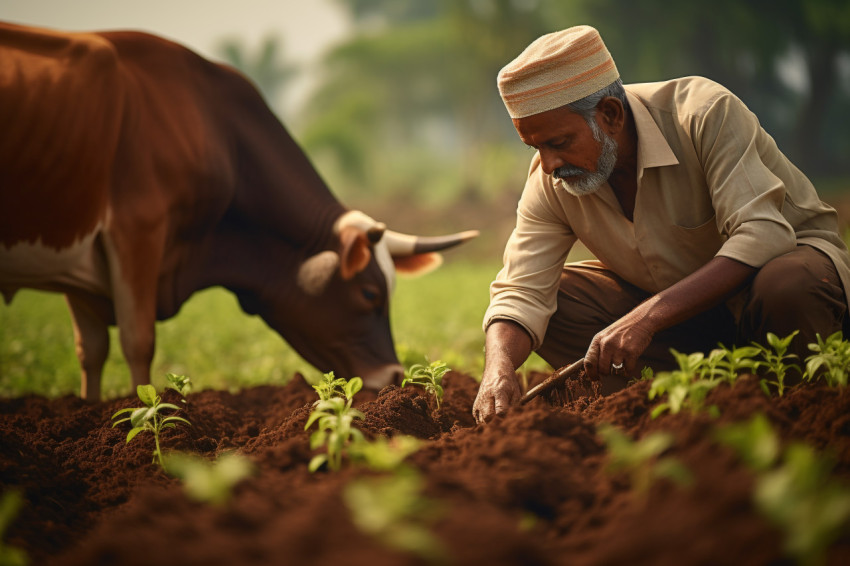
[
  {"xmin": 473, "ymin": 320, "xmax": 533, "ymax": 424},
  {"xmin": 473, "ymin": 361, "xmax": 521, "ymax": 423}
]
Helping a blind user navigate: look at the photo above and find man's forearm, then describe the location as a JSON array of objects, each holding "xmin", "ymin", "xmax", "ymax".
[
  {"xmin": 484, "ymin": 319, "xmax": 533, "ymax": 372},
  {"xmin": 638, "ymin": 256, "xmax": 757, "ymax": 335},
  {"xmin": 584, "ymin": 255, "xmax": 759, "ymax": 379}
]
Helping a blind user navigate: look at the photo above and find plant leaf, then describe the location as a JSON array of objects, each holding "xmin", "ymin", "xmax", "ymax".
[
  {"xmin": 126, "ymin": 427, "xmax": 145, "ymax": 443},
  {"xmin": 136, "ymin": 384, "xmax": 158, "ymax": 407},
  {"xmin": 111, "ymin": 407, "xmax": 136, "ymax": 420},
  {"xmin": 308, "ymin": 454, "xmax": 328, "ymax": 473}
]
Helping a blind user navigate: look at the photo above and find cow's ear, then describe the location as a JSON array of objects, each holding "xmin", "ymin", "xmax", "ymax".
[
  {"xmin": 339, "ymin": 225, "xmax": 372, "ymax": 280},
  {"xmin": 297, "ymin": 250, "xmax": 340, "ymax": 296},
  {"xmin": 393, "ymin": 252, "xmax": 443, "ymax": 277}
]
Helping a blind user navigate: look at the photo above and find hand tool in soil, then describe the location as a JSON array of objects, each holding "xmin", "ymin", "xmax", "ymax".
[{"xmin": 520, "ymin": 358, "xmax": 591, "ymax": 406}]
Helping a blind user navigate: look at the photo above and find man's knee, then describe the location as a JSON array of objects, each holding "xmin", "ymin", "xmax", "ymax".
[
  {"xmin": 748, "ymin": 247, "xmax": 843, "ymax": 317},
  {"xmin": 741, "ymin": 247, "xmax": 847, "ymax": 358}
]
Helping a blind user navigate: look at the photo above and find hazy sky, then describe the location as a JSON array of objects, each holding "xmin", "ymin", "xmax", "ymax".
[{"xmin": 4, "ymin": 0, "xmax": 353, "ymax": 110}]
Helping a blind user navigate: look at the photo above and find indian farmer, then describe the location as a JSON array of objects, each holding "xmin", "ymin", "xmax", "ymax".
[{"xmin": 473, "ymin": 25, "xmax": 850, "ymax": 423}]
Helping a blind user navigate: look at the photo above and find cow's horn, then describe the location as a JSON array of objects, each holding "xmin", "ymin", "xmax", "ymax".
[
  {"xmin": 383, "ymin": 229, "xmax": 479, "ymax": 257},
  {"xmin": 367, "ymin": 223, "xmax": 386, "ymax": 244}
]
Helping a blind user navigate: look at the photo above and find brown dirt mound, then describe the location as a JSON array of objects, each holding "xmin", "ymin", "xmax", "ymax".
[{"xmin": 2, "ymin": 371, "xmax": 850, "ymax": 565}]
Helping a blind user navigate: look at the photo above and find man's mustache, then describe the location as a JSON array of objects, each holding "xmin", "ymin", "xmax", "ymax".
[{"xmin": 554, "ymin": 164, "xmax": 589, "ymax": 179}]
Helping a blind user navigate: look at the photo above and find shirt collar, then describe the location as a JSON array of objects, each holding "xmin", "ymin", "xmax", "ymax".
[{"xmin": 625, "ymin": 88, "xmax": 679, "ymax": 170}]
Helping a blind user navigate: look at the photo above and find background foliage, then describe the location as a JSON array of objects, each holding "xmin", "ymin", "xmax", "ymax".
[
  {"xmin": 3, "ymin": 0, "xmax": 850, "ymax": 397},
  {"xmin": 228, "ymin": 0, "xmax": 850, "ymax": 209}
]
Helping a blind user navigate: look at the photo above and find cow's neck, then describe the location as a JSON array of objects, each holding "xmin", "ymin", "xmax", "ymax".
[
  {"xmin": 176, "ymin": 214, "xmax": 337, "ymax": 315},
  {"xmin": 227, "ymin": 91, "xmax": 348, "ymax": 247},
  {"xmin": 162, "ymin": 81, "xmax": 351, "ymax": 316}
]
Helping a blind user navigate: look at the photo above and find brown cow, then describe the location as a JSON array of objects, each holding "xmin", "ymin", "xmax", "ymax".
[{"xmin": 0, "ymin": 22, "xmax": 477, "ymax": 400}]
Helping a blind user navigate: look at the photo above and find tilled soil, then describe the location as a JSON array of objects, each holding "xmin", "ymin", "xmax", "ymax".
[{"xmin": 2, "ymin": 372, "xmax": 850, "ymax": 565}]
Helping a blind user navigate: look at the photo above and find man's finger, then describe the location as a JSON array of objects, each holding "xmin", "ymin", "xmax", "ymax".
[
  {"xmin": 494, "ymin": 392, "xmax": 510, "ymax": 415},
  {"xmin": 474, "ymin": 397, "xmax": 494, "ymax": 424}
]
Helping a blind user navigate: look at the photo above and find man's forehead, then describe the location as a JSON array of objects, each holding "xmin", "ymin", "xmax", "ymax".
[{"xmin": 513, "ymin": 106, "xmax": 586, "ymax": 143}]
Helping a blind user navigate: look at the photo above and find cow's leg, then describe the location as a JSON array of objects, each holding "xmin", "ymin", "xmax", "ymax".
[
  {"xmin": 65, "ymin": 293, "xmax": 112, "ymax": 400},
  {"xmin": 102, "ymin": 229, "xmax": 163, "ymax": 392}
]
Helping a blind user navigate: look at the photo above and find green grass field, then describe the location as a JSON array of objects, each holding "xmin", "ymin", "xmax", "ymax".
[{"xmin": 0, "ymin": 260, "xmax": 551, "ymax": 399}]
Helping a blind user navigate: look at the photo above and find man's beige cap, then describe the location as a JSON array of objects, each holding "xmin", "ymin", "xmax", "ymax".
[{"xmin": 497, "ymin": 26, "xmax": 619, "ymax": 119}]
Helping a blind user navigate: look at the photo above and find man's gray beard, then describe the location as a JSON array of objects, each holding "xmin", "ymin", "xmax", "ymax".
[{"xmin": 553, "ymin": 121, "xmax": 618, "ymax": 197}]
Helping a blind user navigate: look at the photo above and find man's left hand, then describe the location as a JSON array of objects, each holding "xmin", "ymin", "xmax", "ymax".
[{"xmin": 583, "ymin": 307, "xmax": 655, "ymax": 381}]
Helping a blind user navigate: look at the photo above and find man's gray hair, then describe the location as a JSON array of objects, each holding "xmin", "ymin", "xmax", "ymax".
[{"xmin": 566, "ymin": 79, "xmax": 627, "ymax": 122}]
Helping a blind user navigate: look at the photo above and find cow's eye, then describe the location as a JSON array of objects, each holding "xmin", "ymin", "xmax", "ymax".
[{"xmin": 362, "ymin": 287, "xmax": 378, "ymax": 302}]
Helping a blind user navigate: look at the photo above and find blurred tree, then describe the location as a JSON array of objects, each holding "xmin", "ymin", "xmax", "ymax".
[
  {"xmin": 216, "ymin": 33, "xmax": 299, "ymax": 119},
  {"xmin": 573, "ymin": 0, "xmax": 850, "ymax": 174},
  {"xmin": 301, "ymin": 0, "xmax": 849, "ymax": 205},
  {"xmin": 307, "ymin": 0, "xmax": 561, "ymax": 198}
]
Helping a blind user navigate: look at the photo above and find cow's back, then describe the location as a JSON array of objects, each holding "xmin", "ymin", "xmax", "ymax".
[{"xmin": 0, "ymin": 22, "xmax": 124, "ymax": 250}]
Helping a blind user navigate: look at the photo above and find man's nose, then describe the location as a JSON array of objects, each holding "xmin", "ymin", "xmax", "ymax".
[{"xmin": 538, "ymin": 147, "xmax": 563, "ymax": 175}]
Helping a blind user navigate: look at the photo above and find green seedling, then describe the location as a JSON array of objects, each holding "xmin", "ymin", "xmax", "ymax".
[
  {"xmin": 344, "ymin": 469, "xmax": 446, "ymax": 564},
  {"xmin": 0, "ymin": 490, "xmax": 28, "ymax": 566},
  {"xmin": 312, "ymin": 371, "xmax": 362, "ymax": 402},
  {"xmin": 597, "ymin": 424, "xmax": 692, "ymax": 497},
  {"xmin": 647, "ymin": 350, "xmax": 721, "ymax": 418},
  {"xmin": 304, "ymin": 396, "xmax": 365, "ymax": 472},
  {"xmin": 713, "ymin": 413, "xmax": 779, "ymax": 472},
  {"xmin": 753, "ymin": 331, "xmax": 800, "ymax": 396},
  {"xmin": 165, "ymin": 372, "xmax": 192, "ymax": 400},
  {"xmin": 757, "ymin": 444, "xmax": 850, "ymax": 566},
  {"xmin": 350, "ymin": 435, "xmax": 422, "ymax": 472},
  {"xmin": 639, "ymin": 366, "xmax": 655, "ymax": 381},
  {"xmin": 164, "ymin": 451, "xmax": 255, "ymax": 506},
  {"xmin": 111, "ymin": 384, "xmax": 191, "ymax": 469},
  {"xmin": 705, "ymin": 343, "xmax": 762, "ymax": 384},
  {"xmin": 717, "ymin": 414, "xmax": 850, "ymax": 565},
  {"xmin": 402, "ymin": 360, "xmax": 449, "ymax": 411},
  {"xmin": 805, "ymin": 331, "xmax": 850, "ymax": 387}
]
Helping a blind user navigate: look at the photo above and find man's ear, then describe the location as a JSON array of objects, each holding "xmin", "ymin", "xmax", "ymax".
[{"xmin": 597, "ymin": 96, "xmax": 625, "ymax": 134}]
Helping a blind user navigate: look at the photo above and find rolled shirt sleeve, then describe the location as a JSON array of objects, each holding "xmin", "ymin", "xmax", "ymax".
[{"xmin": 484, "ymin": 155, "xmax": 576, "ymax": 349}]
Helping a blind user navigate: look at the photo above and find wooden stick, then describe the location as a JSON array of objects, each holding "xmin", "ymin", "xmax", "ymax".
[{"xmin": 520, "ymin": 358, "xmax": 586, "ymax": 405}]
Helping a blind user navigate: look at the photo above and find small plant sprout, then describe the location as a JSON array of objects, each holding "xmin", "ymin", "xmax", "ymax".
[
  {"xmin": 805, "ymin": 331, "xmax": 850, "ymax": 387},
  {"xmin": 111, "ymin": 384, "xmax": 191, "ymax": 469},
  {"xmin": 0, "ymin": 490, "xmax": 28, "ymax": 566},
  {"xmin": 165, "ymin": 372, "xmax": 192, "ymax": 400},
  {"xmin": 351, "ymin": 435, "xmax": 422, "ymax": 472},
  {"xmin": 344, "ymin": 470, "xmax": 447, "ymax": 564},
  {"xmin": 304, "ymin": 396, "xmax": 365, "ymax": 472},
  {"xmin": 647, "ymin": 350, "xmax": 722, "ymax": 418},
  {"xmin": 713, "ymin": 413, "xmax": 779, "ymax": 472},
  {"xmin": 312, "ymin": 371, "xmax": 362, "ymax": 402},
  {"xmin": 597, "ymin": 424, "xmax": 692, "ymax": 497},
  {"xmin": 705, "ymin": 343, "xmax": 762, "ymax": 384},
  {"xmin": 753, "ymin": 331, "xmax": 800, "ymax": 396},
  {"xmin": 164, "ymin": 451, "xmax": 255, "ymax": 506},
  {"xmin": 717, "ymin": 414, "xmax": 850, "ymax": 565},
  {"xmin": 402, "ymin": 360, "xmax": 450, "ymax": 411}
]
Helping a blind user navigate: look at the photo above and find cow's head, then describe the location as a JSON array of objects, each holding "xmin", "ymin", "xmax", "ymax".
[{"xmin": 269, "ymin": 210, "xmax": 477, "ymax": 390}]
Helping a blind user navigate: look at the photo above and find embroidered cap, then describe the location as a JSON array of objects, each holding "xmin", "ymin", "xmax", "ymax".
[{"xmin": 497, "ymin": 26, "xmax": 619, "ymax": 119}]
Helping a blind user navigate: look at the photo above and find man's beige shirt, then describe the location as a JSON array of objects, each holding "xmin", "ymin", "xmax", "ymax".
[{"xmin": 484, "ymin": 76, "xmax": 850, "ymax": 350}]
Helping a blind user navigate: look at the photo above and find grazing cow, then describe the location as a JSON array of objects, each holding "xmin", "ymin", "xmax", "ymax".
[{"xmin": 0, "ymin": 22, "xmax": 477, "ymax": 400}]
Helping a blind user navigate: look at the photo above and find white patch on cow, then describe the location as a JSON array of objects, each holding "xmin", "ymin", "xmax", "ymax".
[
  {"xmin": 334, "ymin": 210, "xmax": 396, "ymax": 294},
  {"xmin": 0, "ymin": 229, "xmax": 110, "ymax": 296},
  {"xmin": 297, "ymin": 250, "xmax": 341, "ymax": 296},
  {"xmin": 372, "ymin": 242, "xmax": 396, "ymax": 295}
]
